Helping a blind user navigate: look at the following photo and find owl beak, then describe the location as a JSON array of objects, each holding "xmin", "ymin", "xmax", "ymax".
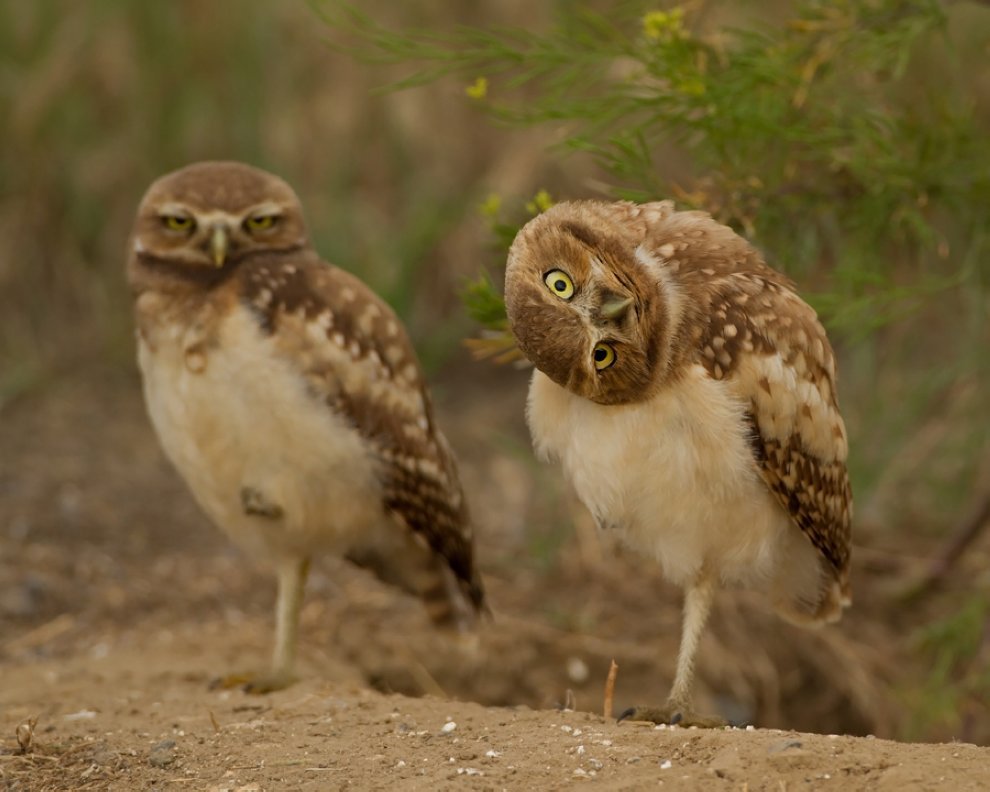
[
  {"xmin": 209, "ymin": 224, "xmax": 229, "ymax": 267},
  {"xmin": 599, "ymin": 296, "xmax": 634, "ymax": 321}
]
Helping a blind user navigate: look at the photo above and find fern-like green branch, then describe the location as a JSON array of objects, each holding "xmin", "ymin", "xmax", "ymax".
[{"xmin": 317, "ymin": 0, "xmax": 989, "ymax": 338}]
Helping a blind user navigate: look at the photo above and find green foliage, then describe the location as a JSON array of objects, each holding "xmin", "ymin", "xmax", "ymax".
[
  {"xmin": 905, "ymin": 594, "xmax": 990, "ymax": 739},
  {"xmin": 460, "ymin": 188, "xmax": 558, "ymax": 336},
  {"xmin": 462, "ymin": 274, "xmax": 509, "ymax": 330},
  {"xmin": 317, "ymin": 0, "xmax": 990, "ymax": 335},
  {"xmin": 0, "ymin": 1, "xmax": 480, "ymax": 379}
]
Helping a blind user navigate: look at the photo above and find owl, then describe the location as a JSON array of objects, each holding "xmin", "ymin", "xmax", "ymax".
[
  {"xmin": 505, "ymin": 200, "xmax": 852, "ymax": 727},
  {"xmin": 127, "ymin": 161, "xmax": 486, "ymax": 692}
]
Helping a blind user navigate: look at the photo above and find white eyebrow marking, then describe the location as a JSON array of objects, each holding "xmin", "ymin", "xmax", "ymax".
[
  {"xmin": 248, "ymin": 201, "xmax": 283, "ymax": 217},
  {"xmin": 197, "ymin": 211, "xmax": 242, "ymax": 226},
  {"xmin": 588, "ymin": 255, "xmax": 608, "ymax": 278},
  {"xmin": 156, "ymin": 203, "xmax": 195, "ymax": 218},
  {"xmin": 157, "ymin": 209, "xmax": 241, "ymax": 231}
]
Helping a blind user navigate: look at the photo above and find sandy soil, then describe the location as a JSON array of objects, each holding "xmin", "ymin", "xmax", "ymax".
[
  {"xmin": 1, "ymin": 371, "xmax": 987, "ymax": 790},
  {"xmin": 3, "ymin": 658, "xmax": 988, "ymax": 791}
]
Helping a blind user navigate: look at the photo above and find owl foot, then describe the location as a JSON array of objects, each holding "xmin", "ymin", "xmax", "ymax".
[
  {"xmin": 209, "ymin": 669, "xmax": 297, "ymax": 694},
  {"xmin": 617, "ymin": 703, "xmax": 726, "ymax": 729},
  {"xmin": 240, "ymin": 486, "xmax": 283, "ymax": 519}
]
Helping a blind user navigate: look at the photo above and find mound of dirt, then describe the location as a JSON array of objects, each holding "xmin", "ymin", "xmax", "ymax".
[
  {"xmin": 1, "ymin": 370, "xmax": 984, "ymax": 789},
  {"xmin": 2, "ymin": 657, "xmax": 987, "ymax": 790}
]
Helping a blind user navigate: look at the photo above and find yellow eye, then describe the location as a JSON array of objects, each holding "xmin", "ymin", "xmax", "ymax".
[
  {"xmin": 592, "ymin": 342, "xmax": 616, "ymax": 370},
  {"xmin": 544, "ymin": 269, "xmax": 575, "ymax": 299},
  {"xmin": 245, "ymin": 214, "xmax": 278, "ymax": 232},
  {"xmin": 162, "ymin": 215, "xmax": 193, "ymax": 232}
]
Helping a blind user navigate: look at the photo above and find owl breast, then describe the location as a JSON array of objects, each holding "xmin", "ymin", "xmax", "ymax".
[
  {"xmin": 526, "ymin": 365, "xmax": 797, "ymax": 588},
  {"xmin": 136, "ymin": 295, "xmax": 388, "ymax": 560}
]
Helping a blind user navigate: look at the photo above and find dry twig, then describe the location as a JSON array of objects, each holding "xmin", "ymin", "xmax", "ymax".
[
  {"xmin": 603, "ymin": 659, "xmax": 618, "ymax": 719},
  {"xmin": 910, "ymin": 485, "xmax": 990, "ymax": 599},
  {"xmin": 15, "ymin": 717, "xmax": 37, "ymax": 753}
]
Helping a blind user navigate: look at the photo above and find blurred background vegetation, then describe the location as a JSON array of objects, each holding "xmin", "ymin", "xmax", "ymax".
[{"xmin": 1, "ymin": 0, "xmax": 988, "ymax": 743}]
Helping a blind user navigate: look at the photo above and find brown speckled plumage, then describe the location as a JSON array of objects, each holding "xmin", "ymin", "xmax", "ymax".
[
  {"xmin": 239, "ymin": 255, "xmax": 482, "ymax": 602},
  {"xmin": 505, "ymin": 199, "xmax": 852, "ymax": 727},
  {"xmin": 128, "ymin": 161, "xmax": 484, "ymax": 690}
]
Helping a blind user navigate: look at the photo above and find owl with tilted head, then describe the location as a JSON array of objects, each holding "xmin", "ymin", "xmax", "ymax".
[
  {"xmin": 505, "ymin": 199, "xmax": 852, "ymax": 727},
  {"xmin": 127, "ymin": 161, "xmax": 486, "ymax": 692}
]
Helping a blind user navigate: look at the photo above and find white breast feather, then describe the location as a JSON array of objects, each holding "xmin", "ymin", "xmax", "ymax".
[
  {"xmin": 526, "ymin": 365, "xmax": 798, "ymax": 589},
  {"xmin": 138, "ymin": 303, "xmax": 386, "ymax": 561}
]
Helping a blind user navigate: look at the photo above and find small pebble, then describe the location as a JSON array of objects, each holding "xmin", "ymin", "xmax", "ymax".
[
  {"xmin": 440, "ymin": 721, "xmax": 457, "ymax": 734},
  {"xmin": 91, "ymin": 748, "xmax": 118, "ymax": 766},
  {"xmin": 660, "ymin": 760, "xmax": 673, "ymax": 770},
  {"xmin": 767, "ymin": 739, "xmax": 803, "ymax": 755},
  {"xmin": 566, "ymin": 657, "xmax": 590, "ymax": 683},
  {"xmin": 64, "ymin": 710, "xmax": 97, "ymax": 721},
  {"xmin": 148, "ymin": 739, "xmax": 176, "ymax": 768}
]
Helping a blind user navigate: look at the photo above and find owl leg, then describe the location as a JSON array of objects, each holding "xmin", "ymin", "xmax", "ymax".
[
  {"xmin": 271, "ymin": 557, "xmax": 311, "ymax": 679},
  {"xmin": 236, "ymin": 557, "xmax": 311, "ymax": 694},
  {"xmin": 255, "ymin": 556, "xmax": 310, "ymax": 692},
  {"xmin": 619, "ymin": 572, "xmax": 727, "ymax": 728}
]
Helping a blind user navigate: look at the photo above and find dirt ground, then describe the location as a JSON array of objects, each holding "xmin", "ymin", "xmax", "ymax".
[{"xmin": 1, "ymin": 367, "xmax": 987, "ymax": 790}]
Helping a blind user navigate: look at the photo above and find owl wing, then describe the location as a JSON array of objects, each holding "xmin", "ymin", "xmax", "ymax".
[
  {"xmin": 701, "ymin": 273, "xmax": 852, "ymax": 585},
  {"xmin": 240, "ymin": 252, "xmax": 485, "ymax": 610},
  {"xmin": 639, "ymin": 211, "xmax": 852, "ymax": 588}
]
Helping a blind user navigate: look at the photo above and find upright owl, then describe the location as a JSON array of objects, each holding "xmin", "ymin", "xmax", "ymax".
[
  {"xmin": 127, "ymin": 161, "xmax": 486, "ymax": 692},
  {"xmin": 505, "ymin": 200, "xmax": 852, "ymax": 727}
]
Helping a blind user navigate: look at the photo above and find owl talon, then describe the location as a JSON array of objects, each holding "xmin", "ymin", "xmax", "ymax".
[
  {"xmin": 617, "ymin": 707, "xmax": 636, "ymax": 723},
  {"xmin": 209, "ymin": 670, "xmax": 297, "ymax": 694},
  {"xmin": 240, "ymin": 486, "xmax": 283, "ymax": 519},
  {"xmin": 242, "ymin": 670, "xmax": 297, "ymax": 694},
  {"xmin": 618, "ymin": 704, "xmax": 725, "ymax": 729}
]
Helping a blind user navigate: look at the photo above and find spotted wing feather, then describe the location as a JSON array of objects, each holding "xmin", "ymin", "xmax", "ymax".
[
  {"xmin": 241, "ymin": 252, "xmax": 485, "ymax": 609},
  {"xmin": 710, "ymin": 280, "xmax": 852, "ymax": 582},
  {"xmin": 641, "ymin": 213, "xmax": 852, "ymax": 594}
]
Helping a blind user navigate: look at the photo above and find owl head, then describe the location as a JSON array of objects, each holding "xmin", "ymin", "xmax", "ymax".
[
  {"xmin": 505, "ymin": 201, "xmax": 678, "ymax": 406},
  {"xmin": 128, "ymin": 161, "xmax": 308, "ymax": 284}
]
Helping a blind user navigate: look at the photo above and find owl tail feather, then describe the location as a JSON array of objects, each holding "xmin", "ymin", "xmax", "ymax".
[
  {"xmin": 769, "ymin": 528, "xmax": 850, "ymax": 628},
  {"xmin": 775, "ymin": 579, "xmax": 848, "ymax": 628},
  {"xmin": 345, "ymin": 538, "xmax": 486, "ymax": 633}
]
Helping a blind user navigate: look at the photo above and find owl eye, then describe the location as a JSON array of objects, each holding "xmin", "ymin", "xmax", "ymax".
[
  {"xmin": 162, "ymin": 214, "xmax": 194, "ymax": 233},
  {"xmin": 544, "ymin": 269, "xmax": 575, "ymax": 299},
  {"xmin": 592, "ymin": 342, "xmax": 616, "ymax": 370},
  {"xmin": 245, "ymin": 214, "xmax": 279, "ymax": 232}
]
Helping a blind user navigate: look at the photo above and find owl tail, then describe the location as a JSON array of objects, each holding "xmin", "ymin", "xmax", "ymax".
[
  {"xmin": 769, "ymin": 527, "xmax": 851, "ymax": 627},
  {"xmin": 345, "ymin": 534, "xmax": 485, "ymax": 632}
]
